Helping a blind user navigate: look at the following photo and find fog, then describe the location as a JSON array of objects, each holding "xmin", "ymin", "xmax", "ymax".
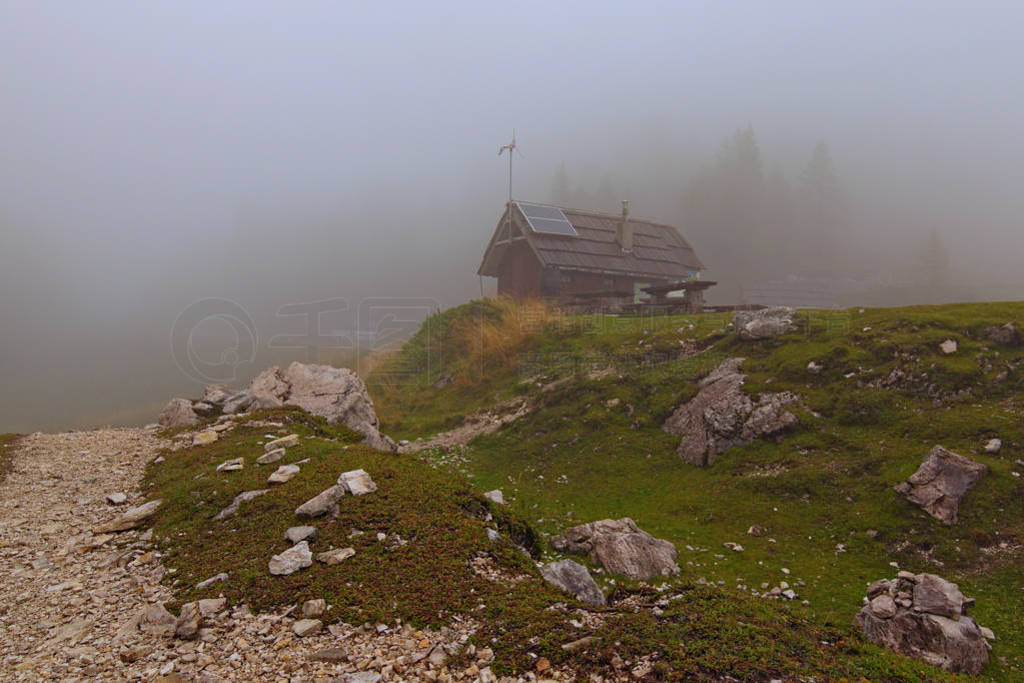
[{"xmin": 2, "ymin": 2, "xmax": 1023, "ymax": 432}]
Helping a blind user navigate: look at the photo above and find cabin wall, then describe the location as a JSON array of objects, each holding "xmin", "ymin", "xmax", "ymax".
[{"xmin": 496, "ymin": 240, "xmax": 541, "ymax": 299}]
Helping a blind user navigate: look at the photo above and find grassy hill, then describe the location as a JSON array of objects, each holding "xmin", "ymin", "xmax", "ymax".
[{"xmin": 367, "ymin": 299, "xmax": 1024, "ymax": 680}]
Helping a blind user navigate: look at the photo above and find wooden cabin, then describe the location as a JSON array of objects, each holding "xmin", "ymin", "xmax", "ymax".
[{"xmin": 477, "ymin": 200, "xmax": 706, "ymax": 310}]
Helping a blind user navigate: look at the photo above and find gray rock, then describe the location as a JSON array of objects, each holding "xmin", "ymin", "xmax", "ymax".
[
  {"xmin": 311, "ymin": 647, "xmax": 348, "ymax": 662},
  {"xmin": 338, "ymin": 469, "xmax": 376, "ymax": 495},
  {"xmin": 269, "ymin": 541, "xmax": 313, "ymax": 575},
  {"xmin": 734, "ymin": 306, "xmax": 797, "ymax": 340},
  {"xmin": 983, "ymin": 438, "xmax": 1002, "ymax": 454},
  {"xmin": 256, "ymin": 448, "xmax": 285, "ymax": 465},
  {"xmin": 174, "ymin": 602, "xmax": 201, "ymax": 640},
  {"xmin": 983, "ymin": 322, "xmax": 1020, "ymax": 346},
  {"xmin": 913, "ymin": 573, "xmax": 966, "ymax": 620},
  {"xmin": 106, "ymin": 492, "xmax": 128, "ymax": 505},
  {"xmin": 856, "ymin": 573, "xmax": 991, "ymax": 675},
  {"xmin": 295, "ymin": 485, "xmax": 345, "ymax": 518},
  {"xmin": 663, "ymin": 357, "xmax": 799, "ymax": 466},
  {"xmin": 302, "ymin": 599, "xmax": 326, "ymax": 618},
  {"xmin": 894, "ymin": 446, "xmax": 987, "ymax": 525},
  {"xmin": 540, "ymin": 559, "xmax": 605, "ymax": 606},
  {"xmin": 196, "ymin": 572, "xmax": 229, "ymax": 589},
  {"xmin": 316, "ymin": 547, "xmax": 355, "ymax": 565},
  {"xmin": 338, "ymin": 673, "xmax": 381, "ymax": 683},
  {"xmin": 483, "ymin": 489, "xmax": 505, "ymax": 504},
  {"xmin": 939, "ymin": 339, "xmax": 958, "ymax": 355},
  {"xmin": 551, "ymin": 518, "xmax": 679, "ymax": 581},
  {"xmin": 157, "ymin": 398, "xmax": 198, "ymax": 428},
  {"xmin": 222, "ymin": 391, "xmax": 260, "ymax": 415},
  {"xmin": 285, "ymin": 526, "xmax": 317, "ymax": 544},
  {"xmin": 191, "ymin": 401, "xmax": 216, "ymax": 416},
  {"xmin": 247, "ymin": 362, "xmax": 396, "ymax": 451},
  {"xmin": 856, "ymin": 606, "xmax": 989, "ymax": 674},
  {"xmin": 264, "ymin": 434, "xmax": 299, "ymax": 452},
  {"xmin": 137, "ymin": 603, "xmax": 177, "ymax": 637},
  {"xmin": 192, "ymin": 430, "xmax": 218, "ymax": 446},
  {"xmin": 870, "ymin": 594, "xmax": 897, "ymax": 618},
  {"xmin": 95, "ymin": 499, "xmax": 162, "ymax": 533},
  {"xmin": 202, "ymin": 384, "xmax": 233, "ymax": 405},
  {"xmin": 213, "ymin": 489, "xmax": 269, "ymax": 521},
  {"xmin": 292, "ymin": 618, "xmax": 322, "ymax": 637},
  {"xmin": 268, "ymin": 464, "xmax": 300, "ymax": 484},
  {"xmin": 197, "ymin": 598, "xmax": 227, "ymax": 617},
  {"xmin": 216, "ymin": 457, "xmax": 244, "ymax": 472}
]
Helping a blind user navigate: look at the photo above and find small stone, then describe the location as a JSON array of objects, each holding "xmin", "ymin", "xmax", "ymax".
[
  {"xmin": 940, "ymin": 339, "xmax": 958, "ymax": 355},
  {"xmin": 256, "ymin": 448, "xmax": 285, "ymax": 465},
  {"xmin": 94, "ymin": 499, "xmax": 162, "ymax": 533},
  {"xmin": 196, "ymin": 572, "xmax": 229, "ymax": 589},
  {"xmin": 536, "ymin": 657, "xmax": 551, "ymax": 672},
  {"xmin": 984, "ymin": 438, "xmax": 1002, "ymax": 454},
  {"xmin": 268, "ymin": 464, "xmax": 300, "ymax": 484},
  {"xmin": 782, "ymin": 589, "xmax": 797, "ymax": 600},
  {"xmin": 295, "ymin": 485, "xmax": 345, "ymax": 518},
  {"xmin": 482, "ymin": 489, "xmax": 504, "ymax": 505},
  {"xmin": 807, "ymin": 361, "xmax": 823, "ymax": 374},
  {"xmin": 285, "ymin": 526, "xmax": 317, "ymax": 544},
  {"xmin": 213, "ymin": 490, "xmax": 268, "ymax": 521},
  {"xmin": 980, "ymin": 626, "xmax": 995, "ymax": 640},
  {"xmin": 193, "ymin": 430, "xmax": 219, "ymax": 446},
  {"xmin": 175, "ymin": 602, "xmax": 201, "ymax": 640},
  {"xmin": 311, "ymin": 647, "xmax": 348, "ymax": 662},
  {"xmin": 292, "ymin": 618, "xmax": 323, "ymax": 637},
  {"xmin": 216, "ymin": 458, "xmax": 244, "ymax": 472},
  {"xmin": 106, "ymin": 492, "xmax": 128, "ymax": 505},
  {"xmin": 269, "ymin": 541, "xmax": 313, "ymax": 575},
  {"xmin": 316, "ymin": 547, "xmax": 356, "ymax": 565},
  {"xmin": 338, "ymin": 469, "xmax": 377, "ymax": 495},
  {"xmin": 197, "ymin": 598, "xmax": 226, "ymax": 617},
  {"xmin": 302, "ymin": 599, "xmax": 326, "ymax": 618},
  {"xmin": 264, "ymin": 434, "xmax": 299, "ymax": 452},
  {"xmin": 870, "ymin": 594, "xmax": 897, "ymax": 618}
]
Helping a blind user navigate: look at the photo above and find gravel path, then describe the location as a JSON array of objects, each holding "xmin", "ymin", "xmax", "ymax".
[{"xmin": 0, "ymin": 429, "xmax": 547, "ymax": 681}]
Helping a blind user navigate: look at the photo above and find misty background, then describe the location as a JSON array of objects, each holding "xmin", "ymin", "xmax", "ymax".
[{"xmin": 2, "ymin": 2, "xmax": 1022, "ymax": 433}]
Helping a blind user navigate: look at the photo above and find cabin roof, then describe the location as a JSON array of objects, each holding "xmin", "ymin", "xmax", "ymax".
[{"xmin": 477, "ymin": 202, "xmax": 704, "ymax": 279}]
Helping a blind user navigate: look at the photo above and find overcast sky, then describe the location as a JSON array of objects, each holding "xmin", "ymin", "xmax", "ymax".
[{"xmin": 2, "ymin": 2, "xmax": 1022, "ymax": 432}]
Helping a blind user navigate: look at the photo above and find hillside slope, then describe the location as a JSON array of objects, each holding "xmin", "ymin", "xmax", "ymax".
[{"xmin": 369, "ymin": 299, "xmax": 1024, "ymax": 680}]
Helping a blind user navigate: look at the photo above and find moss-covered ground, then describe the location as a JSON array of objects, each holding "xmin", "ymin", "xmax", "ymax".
[{"xmin": 366, "ymin": 300, "xmax": 1024, "ymax": 680}]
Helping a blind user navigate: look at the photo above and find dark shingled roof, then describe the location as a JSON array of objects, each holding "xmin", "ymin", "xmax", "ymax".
[{"xmin": 478, "ymin": 202, "xmax": 704, "ymax": 279}]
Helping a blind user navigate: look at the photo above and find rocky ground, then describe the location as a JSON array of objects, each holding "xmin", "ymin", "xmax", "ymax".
[{"xmin": 0, "ymin": 429, "xmax": 572, "ymax": 682}]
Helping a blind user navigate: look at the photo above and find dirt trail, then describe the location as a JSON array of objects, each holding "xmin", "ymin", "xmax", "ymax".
[{"xmin": 0, "ymin": 428, "xmax": 172, "ymax": 679}]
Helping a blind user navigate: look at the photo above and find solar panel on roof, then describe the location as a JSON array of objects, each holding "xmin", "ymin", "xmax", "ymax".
[{"xmin": 516, "ymin": 202, "xmax": 578, "ymax": 236}]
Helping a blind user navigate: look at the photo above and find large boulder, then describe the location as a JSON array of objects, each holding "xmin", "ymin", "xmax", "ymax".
[
  {"xmin": 540, "ymin": 559, "xmax": 605, "ymax": 606},
  {"xmin": 247, "ymin": 362, "xmax": 396, "ymax": 451},
  {"xmin": 855, "ymin": 572, "xmax": 990, "ymax": 675},
  {"xmin": 551, "ymin": 518, "xmax": 679, "ymax": 581},
  {"xmin": 663, "ymin": 357, "xmax": 798, "ymax": 466},
  {"xmin": 894, "ymin": 446, "xmax": 987, "ymax": 525},
  {"xmin": 157, "ymin": 398, "xmax": 198, "ymax": 428},
  {"xmin": 733, "ymin": 307, "xmax": 797, "ymax": 340}
]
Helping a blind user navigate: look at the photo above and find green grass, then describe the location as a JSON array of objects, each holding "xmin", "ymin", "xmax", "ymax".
[
  {"xmin": 367, "ymin": 300, "xmax": 1024, "ymax": 680},
  {"xmin": 0, "ymin": 433, "xmax": 21, "ymax": 483},
  {"xmin": 144, "ymin": 405, "xmax": 941, "ymax": 679}
]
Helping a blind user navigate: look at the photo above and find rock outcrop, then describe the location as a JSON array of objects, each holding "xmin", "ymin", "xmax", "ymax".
[
  {"xmin": 733, "ymin": 307, "xmax": 797, "ymax": 340},
  {"xmin": 157, "ymin": 398, "xmax": 198, "ymax": 428},
  {"xmin": 551, "ymin": 518, "xmax": 679, "ymax": 581},
  {"xmin": 247, "ymin": 362, "xmax": 395, "ymax": 451},
  {"xmin": 540, "ymin": 560, "xmax": 605, "ymax": 606},
  {"xmin": 894, "ymin": 446, "xmax": 987, "ymax": 525},
  {"xmin": 983, "ymin": 322, "xmax": 1020, "ymax": 346},
  {"xmin": 269, "ymin": 541, "xmax": 313, "ymax": 576},
  {"xmin": 855, "ymin": 572, "xmax": 991, "ymax": 674},
  {"xmin": 663, "ymin": 358, "xmax": 799, "ymax": 466}
]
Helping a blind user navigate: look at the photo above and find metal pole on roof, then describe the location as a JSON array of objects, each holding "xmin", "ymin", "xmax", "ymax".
[{"xmin": 498, "ymin": 130, "xmax": 516, "ymax": 241}]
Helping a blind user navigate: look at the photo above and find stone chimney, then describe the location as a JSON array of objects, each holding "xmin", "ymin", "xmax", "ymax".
[{"xmin": 617, "ymin": 200, "xmax": 633, "ymax": 251}]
